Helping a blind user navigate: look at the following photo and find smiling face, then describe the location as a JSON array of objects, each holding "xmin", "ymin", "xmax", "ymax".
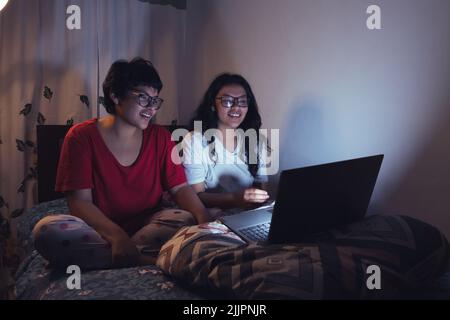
[
  {"xmin": 113, "ymin": 85, "xmax": 160, "ymax": 130},
  {"xmin": 215, "ymin": 84, "xmax": 249, "ymax": 131}
]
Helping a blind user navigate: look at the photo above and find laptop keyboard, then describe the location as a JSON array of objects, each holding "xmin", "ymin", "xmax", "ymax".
[{"xmin": 240, "ymin": 222, "xmax": 271, "ymax": 241}]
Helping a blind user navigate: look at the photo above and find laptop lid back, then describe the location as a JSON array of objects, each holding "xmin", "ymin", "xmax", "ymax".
[{"xmin": 268, "ymin": 155, "xmax": 384, "ymax": 243}]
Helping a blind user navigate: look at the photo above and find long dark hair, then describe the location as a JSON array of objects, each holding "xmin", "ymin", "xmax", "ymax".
[{"xmin": 190, "ymin": 73, "xmax": 264, "ymax": 178}]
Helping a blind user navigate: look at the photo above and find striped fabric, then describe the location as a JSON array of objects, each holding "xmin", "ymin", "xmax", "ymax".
[{"xmin": 157, "ymin": 215, "xmax": 449, "ymax": 299}]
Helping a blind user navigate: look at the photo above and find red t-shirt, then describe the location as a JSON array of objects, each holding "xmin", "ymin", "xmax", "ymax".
[{"xmin": 55, "ymin": 118, "xmax": 186, "ymax": 233}]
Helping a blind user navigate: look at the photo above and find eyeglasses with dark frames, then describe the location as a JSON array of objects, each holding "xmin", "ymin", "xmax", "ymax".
[
  {"xmin": 215, "ymin": 95, "xmax": 249, "ymax": 108},
  {"xmin": 129, "ymin": 91, "xmax": 164, "ymax": 110}
]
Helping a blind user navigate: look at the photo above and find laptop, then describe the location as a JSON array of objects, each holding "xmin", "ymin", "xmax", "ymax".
[{"xmin": 219, "ymin": 154, "xmax": 384, "ymax": 244}]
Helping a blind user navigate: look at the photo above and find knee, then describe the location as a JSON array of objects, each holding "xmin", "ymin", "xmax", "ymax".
[
  {"xmin": 33, "ymin": 215, "xmax": 59, "ymax": 245},
  {"xmin": 33, "ymin": 214, "xmax": 72, "ymax": 239},
  {"xmin": 32, "ymin": 215, "xmax": 77, "ymax": 258},
  {"xmin": 159, "ymin": 209, "xmax": 196, "ymax": 226}
]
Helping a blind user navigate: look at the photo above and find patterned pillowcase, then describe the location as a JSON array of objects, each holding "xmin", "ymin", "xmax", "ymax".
[{"xmin": 157, "ymin": 215, "xmax": 450, "ymax": 299}]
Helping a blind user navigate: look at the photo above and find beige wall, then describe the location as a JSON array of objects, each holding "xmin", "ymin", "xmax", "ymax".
[{"xmin": 180, "ymin": 0, "xmax": 450, "ymax": 237}]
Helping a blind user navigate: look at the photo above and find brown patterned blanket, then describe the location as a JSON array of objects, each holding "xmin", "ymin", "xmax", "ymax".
[{"xmin": 156, "ymin": 214, "xmax": 449, "ymax": 299}]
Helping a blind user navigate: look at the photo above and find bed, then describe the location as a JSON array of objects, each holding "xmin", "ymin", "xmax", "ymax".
[
  {"xmin": 14, "ymin": 197, "xmax": 450, "ymax": 300},
  {"xmin": 14, "ymin": 125, "xmax": 450, "ymax": 300},
  {"xmin": 14, "ymin": 198, "xmax": 206, "ymax": 299}
]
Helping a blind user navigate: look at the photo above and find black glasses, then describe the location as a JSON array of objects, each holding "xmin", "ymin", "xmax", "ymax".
[
  {"xmin": 129, "ymin": 91, "xmax": 164, "ymax": 110},
  {"xmin": 215, "ymin": 95, "xmax": 249, "ymax": 108}
]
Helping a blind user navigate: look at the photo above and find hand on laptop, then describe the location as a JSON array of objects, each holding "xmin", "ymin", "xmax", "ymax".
[{"xmin": 233, "ymin": 188, "xmax": 270, "ymax": 209}]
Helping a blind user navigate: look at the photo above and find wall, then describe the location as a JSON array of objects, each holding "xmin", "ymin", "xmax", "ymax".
[{"xmin": 181, "ymin": 0, "xmax": 450, "ymax": 237}]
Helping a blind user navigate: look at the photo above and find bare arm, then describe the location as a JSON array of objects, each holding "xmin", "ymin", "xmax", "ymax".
[
  {"xmin": 170, "ymin": 183, "xmax": 211, "ymax": 224},
  {"xmin": 191, "ymin": 183, "xmax": 269, "ymax": 210}
]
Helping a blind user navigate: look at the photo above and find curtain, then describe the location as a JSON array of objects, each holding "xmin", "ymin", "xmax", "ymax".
[{"xmin": 0, "ymin": 0, "xmax": 186, "ymax": 293}]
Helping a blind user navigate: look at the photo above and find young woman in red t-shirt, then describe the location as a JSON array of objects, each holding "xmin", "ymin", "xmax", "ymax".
[{"xmin": 33, "ymin": 58, "xmax": 210, "ymax": 269}]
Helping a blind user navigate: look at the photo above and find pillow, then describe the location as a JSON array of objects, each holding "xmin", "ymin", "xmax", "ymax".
[{"xmin": 157, "ymin": 214, "xmax": 449, "ymax": 299}]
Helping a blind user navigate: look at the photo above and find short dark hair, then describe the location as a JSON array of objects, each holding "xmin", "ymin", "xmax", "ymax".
[{"xmin": 102, "ymin": 57, "xmax": 163, "ymax": 114}]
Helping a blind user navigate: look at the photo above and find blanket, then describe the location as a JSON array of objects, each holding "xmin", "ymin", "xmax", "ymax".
[{"xmin": 157, "ymin": 215, "xmax": 449, "ymax": 299}]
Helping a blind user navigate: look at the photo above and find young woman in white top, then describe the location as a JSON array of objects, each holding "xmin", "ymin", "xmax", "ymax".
[{"xmin": 182, "ymin": 74, "xmax": 270, "ymax": 214}]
